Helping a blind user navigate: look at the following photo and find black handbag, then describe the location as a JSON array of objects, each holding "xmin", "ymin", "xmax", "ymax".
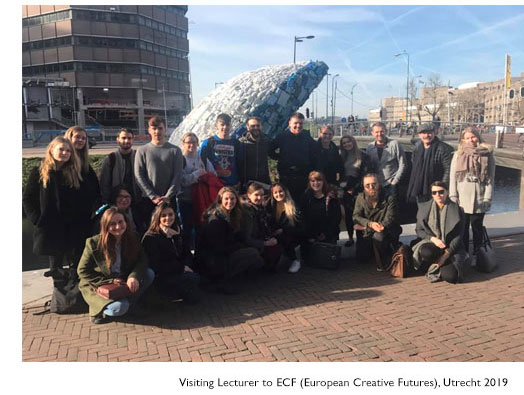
[
  {"xmin": 476, "ymin": 226, "xmax": 497, "ymax": 273},
  {"xmin": 303, "ymin": 242, "xmax": 341, "ymax": 270}
]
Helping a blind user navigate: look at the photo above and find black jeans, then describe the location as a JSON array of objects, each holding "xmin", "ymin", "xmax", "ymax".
[
  {"xmin": 342, "ymin": 192, "xmax": 356, "ymax": 240},
  {"xmin": 355, "ymin": 227, "xmax": 401, "ymax": 268},
  {"xmin": 418, "ymin": 243, "xmax": 459, "ymax": 284},
  {"xmin": 463, "ymin": 213, "xmax": 485, "ymax": 254}
]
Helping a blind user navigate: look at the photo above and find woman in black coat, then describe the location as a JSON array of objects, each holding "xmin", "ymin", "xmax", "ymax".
[
  {"xmin": 142, "ymin": 202, "xmax": 200, "ymax": 303},
  {"xmin": 23, "ymin": 136, "xmax": 84, "ymax": 277},
  {"xmin": 316, "ymin": 125, "xmax": 343, "ymax": 186},
  {"xmin": 339, "ymin": 135, "xmax": 371, "ymax": 246},
  {"xmin": 65, "ymin": 126, "xmax": 101, "ymax": 247},
  {"xmin": 267, "ymin": 183, "xmax": 303, "ymax": 273},
  {"xmin": 300, "ymin": 171, "xmax": 342, "ymax": 245},
  {"xmin": 241, "ymin": 182, "xmax": 280, "ymax": 271},
  {"xmin": 195, "ymin": 187, "xmax": 264, "ymax": 294}
]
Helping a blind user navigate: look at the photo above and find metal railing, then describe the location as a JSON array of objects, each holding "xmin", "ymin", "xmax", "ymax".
[{"xmin": 306, "ymin": 120, "xmax": 520, "ymax": 139}]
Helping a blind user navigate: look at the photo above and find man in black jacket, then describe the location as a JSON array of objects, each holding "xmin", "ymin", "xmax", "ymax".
[
  {"xmin": 269, "ymin": 112, "xmax": 318, "ymax": 202},
  {"xmin": 238, "ymin": 117, "xmax": 271, "ymax": 191},
  {"xmin": 406, "ymin": 122, "xmax": 454, "ymax": 203}
]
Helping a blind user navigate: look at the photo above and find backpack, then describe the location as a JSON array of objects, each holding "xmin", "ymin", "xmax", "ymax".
[
  {"xmin": 386, "ymin": 243, "xmax": 413, "ymax": 278},
  {"xmin": 34, "ymin": 268, "xmax": 88, "ymax": 315}
]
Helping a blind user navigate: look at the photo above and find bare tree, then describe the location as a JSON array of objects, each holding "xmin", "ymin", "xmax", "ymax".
[
  {"xmin": 422, "ymin": 73, "xmax": 445, "ymax": 121},
  {"xmin": 409, "ymin": 77, "xmax": 422, "ymax": 122}
]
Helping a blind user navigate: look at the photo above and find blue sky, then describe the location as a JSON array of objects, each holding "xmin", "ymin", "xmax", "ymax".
[{"xmin": 187, "ymin": 4, "xmax": 524, "ymax": 119}]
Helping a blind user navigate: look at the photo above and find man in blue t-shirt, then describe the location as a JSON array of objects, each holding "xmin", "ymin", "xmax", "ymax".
[{"xmin": 200, "ymin": 113, "xmax": 241, "ymax": 187}]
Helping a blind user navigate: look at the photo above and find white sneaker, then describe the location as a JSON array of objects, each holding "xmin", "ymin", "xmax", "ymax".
[{"xmin": 288, "ymin": 260, "xmax": 301, "ymax": 273}]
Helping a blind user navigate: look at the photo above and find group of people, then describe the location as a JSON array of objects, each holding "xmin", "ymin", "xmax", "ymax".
[{"xmin": 22, "ymin": 111, "xmax": 495, "ymax": 324}]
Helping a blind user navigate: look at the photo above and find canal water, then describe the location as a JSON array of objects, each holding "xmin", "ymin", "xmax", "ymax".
[{"xmin": 491, "ymin": 166, "xmax": 520, "ymax": 213}]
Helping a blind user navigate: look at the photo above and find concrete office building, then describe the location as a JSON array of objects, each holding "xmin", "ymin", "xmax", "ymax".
[{"xmin": 22, "ymin": 5, "xmax": 191, "ymax": 135}]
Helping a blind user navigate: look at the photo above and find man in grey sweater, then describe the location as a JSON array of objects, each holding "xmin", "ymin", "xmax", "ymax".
[
  {"xmin": 134, "ymin": 116, "xmax": 184, "ymax": 220},
  {"xmin": 366, "ymin": 122, "xmax": 406, "ymax": 198}
]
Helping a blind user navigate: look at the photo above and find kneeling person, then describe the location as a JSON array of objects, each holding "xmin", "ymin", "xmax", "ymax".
[
  {"xmin": 142, "ymin": 202, "xmax": 200, "ymax": 303},
  {"xmin": 353, "ymin": 173, "xmax": 401, "ymax": 270},
  {"xmin": 77, "ymin": 207, "xmax": 154, "ymax": 324},
  {"xmin": 412, "ymin": 181, "xmax": 467, "ymax": 283}
]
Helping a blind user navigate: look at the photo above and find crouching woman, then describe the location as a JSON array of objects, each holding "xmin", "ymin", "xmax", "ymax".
[
  {"xmin": 412, "ymin": 181, "xmax": 467, "ymax": 284},
  {"xmin": 77, "ymin": 207, "xmax": 154, "ymax": 324}
]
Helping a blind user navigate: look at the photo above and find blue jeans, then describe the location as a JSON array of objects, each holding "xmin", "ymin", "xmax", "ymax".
[{"xmin": 103, "ymin": 268, "xmax": 155, "ymax": 317}]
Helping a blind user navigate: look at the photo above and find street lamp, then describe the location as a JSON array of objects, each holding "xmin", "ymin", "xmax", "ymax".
[
  {"xmin": 293, "ymin": 35, "xmax": 315, "ymax": 64},
  {"xmin": 325, "ymin": 73, "xmax": 331, "ymax": 120},
  {"xmin": 215, "ymin": 82, "xmax": 224, "ymax": 88},
  {"xmin": 394, "ymin": 50, "xmax": 410, "ymax": 122},
  {"xmin": 351, "ymin": 83, "xmax": 358, "ymax": 119},
  {"xmin": 331, "ymin": 74, "xmax": 339, "ymax": 125}
]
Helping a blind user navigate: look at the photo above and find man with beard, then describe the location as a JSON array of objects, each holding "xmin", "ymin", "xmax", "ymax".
[
  {"xmin": 406, "ymin": 123, "xmax": 453, "ymax": 203},
  {"xmin": 238, "ymin": 117, "xmax": 271, "ymax": 192},
  {"xmin": 100, "ymin": 128, "xmax": 141, "ymax": 203},
  {"xmin": 353, "ymin": 173, "xmax": 401, "ymax": 270}
]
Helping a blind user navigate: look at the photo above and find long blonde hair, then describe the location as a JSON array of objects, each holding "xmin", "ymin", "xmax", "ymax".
[
  {"xmin": 457, "ymin": 127, "xmax": 489, "ymax": 153},
  {"xmin": 64, "ymin": 125, "xmax": 89, "ymax": 174},
  {"xmin": 40, "ymin": 136, "xmax": 82, "ymax": 189},
  {"xmin": 98, "ymin": 207, "xmax": 139, "ymax": 270},
  {"xmin": 340, "ymin": 135, "xmax": 361, "ymax": 164},
  {"xmin": 270, "ymin": 183, "xmax": 297, "ymax": 226}
]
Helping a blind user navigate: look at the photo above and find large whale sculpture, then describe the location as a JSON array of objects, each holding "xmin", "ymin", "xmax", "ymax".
[{"xmin": 169, "ymin": 60, "xmax": 328, "ymax": 144}]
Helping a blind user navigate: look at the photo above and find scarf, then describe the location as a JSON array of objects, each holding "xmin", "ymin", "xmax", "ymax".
[
  {"xmin": 455, "ymin": 145, "xmax": 490, "ymax": 183},
  {"xmin": 407, "ymin": 138, "xmax": 439, "ymax": 202},
  {"xmin": 427, "ymin": 200, "xmax": 448, "ymax": 241}
]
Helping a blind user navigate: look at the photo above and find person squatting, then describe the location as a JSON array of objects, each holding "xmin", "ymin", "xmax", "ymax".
[{"xmin": 22, "ymin": 115, "xmax": 494, "ymax": 324}]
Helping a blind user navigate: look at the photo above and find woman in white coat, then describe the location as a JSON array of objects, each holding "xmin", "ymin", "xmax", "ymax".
[{"xmin": 449, "ymin": 127, "xmax": 495, "ymax": 263}]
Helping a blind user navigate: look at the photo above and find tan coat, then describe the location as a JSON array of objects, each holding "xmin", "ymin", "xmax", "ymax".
[
  {"xmin": 449, "ymin": 145, "xmax": 495, "ymax": 214},
  {"xmin": 77, "ymin": 234, "xmax": 148, "ymax": 317}
]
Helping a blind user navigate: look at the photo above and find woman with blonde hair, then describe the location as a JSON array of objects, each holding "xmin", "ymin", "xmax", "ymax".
[
  {"xmin": 267, "ymin": 183, "xmax": 303, "ymax": 273},
  {"xmin": 195, "ymin": 186, "xmax": 263, "ymax": 294},
  {"xmin": 449, "ymin": 127, "xmax": 495, "ymax": 264},
  {"xmin": 23, "ymin": 136, "xmax": 84, "ymax": 277},
  {"xmin": 65, "ymin": 126, "xmax": 101, "ymax": 258},
  {"xmin": 179, "ymin": 131, "xmax": 216, "ymax": 248},
  {"xmin": 77, "ymin": 207, "xmax": 154, "ymax": 324}
]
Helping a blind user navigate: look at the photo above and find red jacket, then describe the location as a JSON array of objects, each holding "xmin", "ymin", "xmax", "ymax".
[{"xmin": 191, "ymin": 173, "xmax": 225, "ymax": 225}]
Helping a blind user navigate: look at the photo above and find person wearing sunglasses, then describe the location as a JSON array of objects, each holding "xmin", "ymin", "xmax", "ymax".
[
  {"xmin": 412, "ymin": 181, "xmax": 467, "ymax": 283},
  {"xmin": 352, "ymin": 173, "xmax": 402, "ymax": 270}
]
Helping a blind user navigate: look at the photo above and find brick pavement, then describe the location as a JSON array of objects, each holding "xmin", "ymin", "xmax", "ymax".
[{"xmin": 22, "ymin": 234, "xmax": 524, "ymax": 362}]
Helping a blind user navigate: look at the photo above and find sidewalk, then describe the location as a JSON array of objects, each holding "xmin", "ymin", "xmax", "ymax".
[{"xmin": 22, "ymin": 211, "xmax": 524, "ymax": 361}]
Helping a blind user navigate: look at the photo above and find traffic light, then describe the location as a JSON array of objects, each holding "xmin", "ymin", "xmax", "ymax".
[{"xmin": 306, "ymin": 108, "xmax": 310, "ymax": 118}]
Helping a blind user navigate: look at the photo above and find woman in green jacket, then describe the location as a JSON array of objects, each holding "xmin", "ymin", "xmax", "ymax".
[{"xmin": 77, "ymin": 207, "xmax": 154, "ymax": 324}]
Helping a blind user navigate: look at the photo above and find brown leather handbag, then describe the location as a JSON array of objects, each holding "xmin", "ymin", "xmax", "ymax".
[
  {"xmin": 386, "ymin": 243, "xmax": 413, "ymax": 278},
  {"xmin": 96, "ymin": 283, "xmax": 133, "ymax": 300}
]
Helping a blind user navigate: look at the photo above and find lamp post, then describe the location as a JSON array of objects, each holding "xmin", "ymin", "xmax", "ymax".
[
  {"xmin": 325, "ymin": 73, "xmax": 331, "ymax": 121},
  {"xmin": 293, "ymin": 35, "xmax": 315, "ymax": 64},
  {"xmin": 394, "ymin": 50, "xmax": 410, "ymax": 122},
  {"xmin": 351, "ymin": 83, "xmax": 358, "ymax": 119},
  {"xmin": 331, "ymin": 74, "xmax": 339, "ymax": 125}
]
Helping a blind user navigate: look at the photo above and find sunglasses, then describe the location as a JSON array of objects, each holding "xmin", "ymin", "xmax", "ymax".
[{"xmin": 431, "ymin": 190, "xmax": 446, "ymax": 196}]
